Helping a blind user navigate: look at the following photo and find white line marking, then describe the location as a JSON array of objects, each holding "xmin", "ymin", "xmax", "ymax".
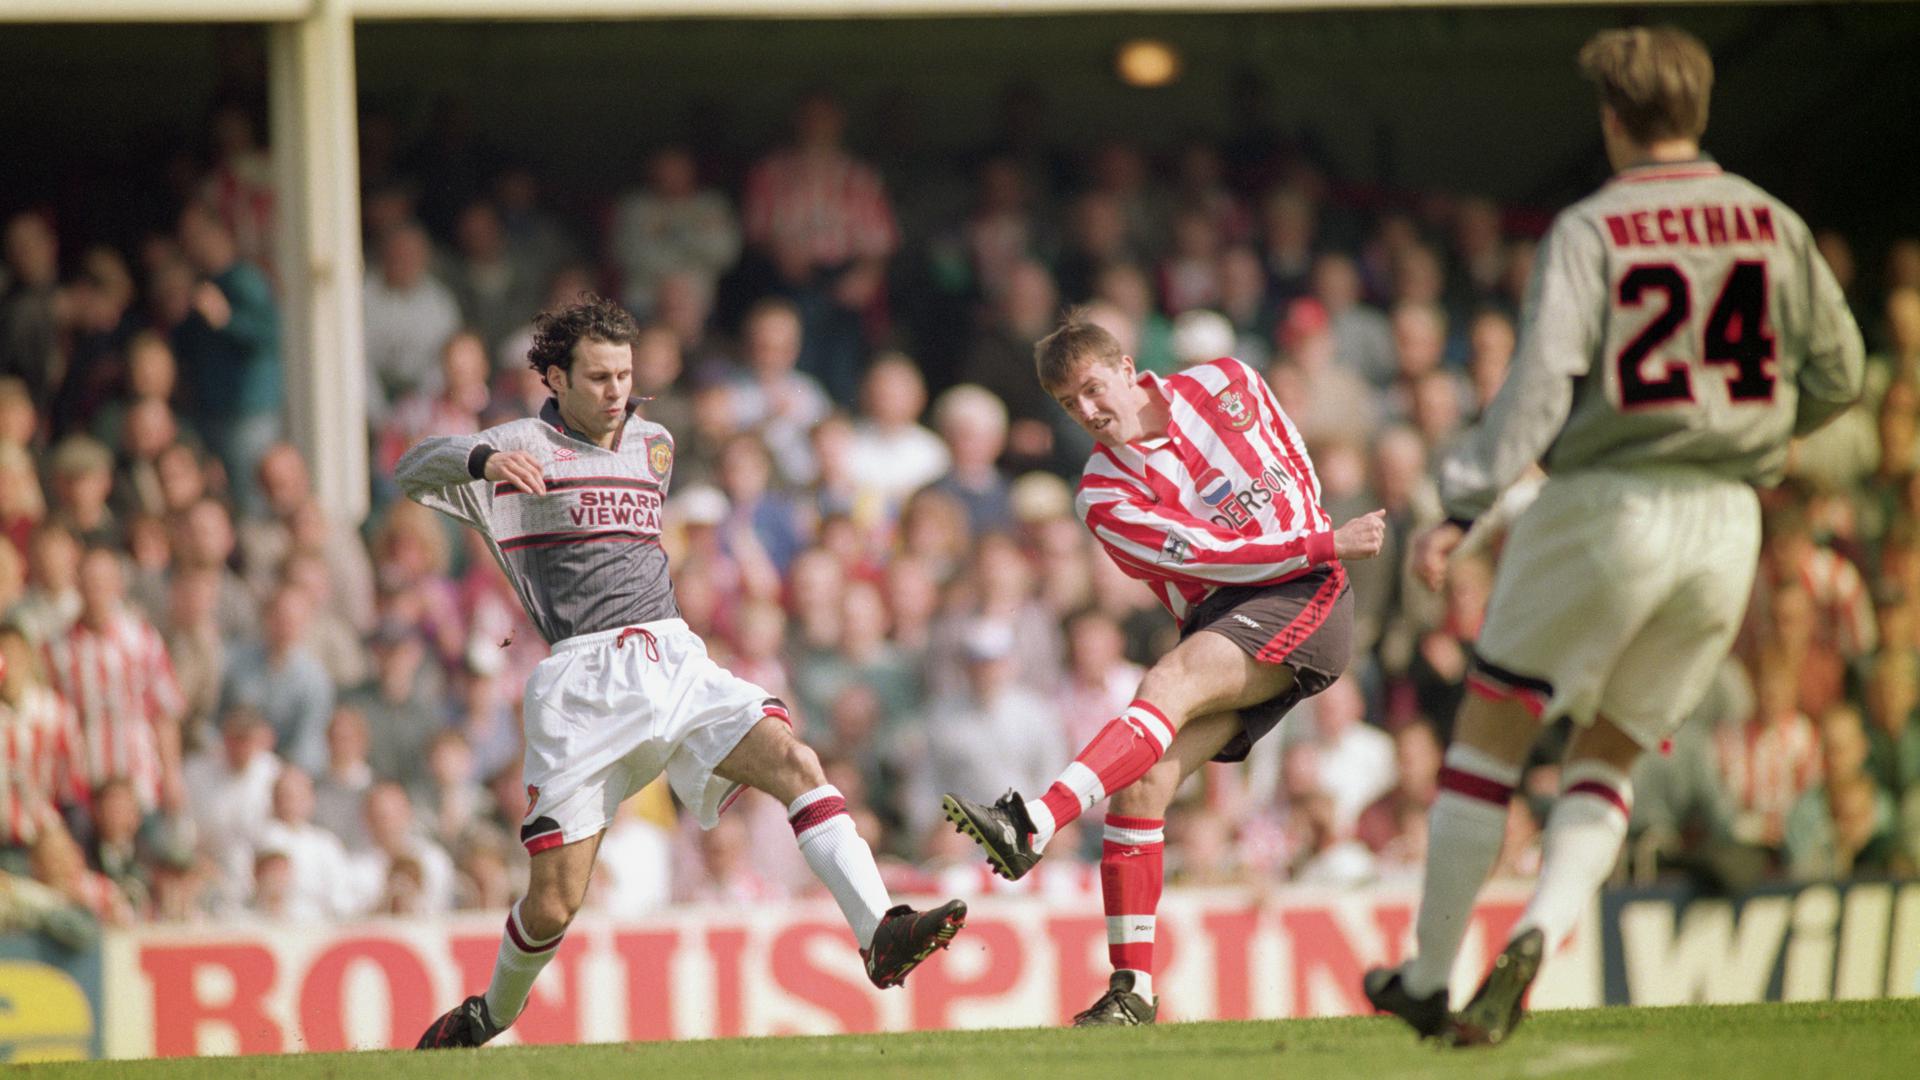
[{"xmin": 1521, "ymin": 1044, "xmax": 1633, "ymax": 1077}]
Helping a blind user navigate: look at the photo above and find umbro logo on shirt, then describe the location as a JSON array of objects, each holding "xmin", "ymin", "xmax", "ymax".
[{"xmin": 553, "ymin": 448, "xmax": 577, "ymax": 462}]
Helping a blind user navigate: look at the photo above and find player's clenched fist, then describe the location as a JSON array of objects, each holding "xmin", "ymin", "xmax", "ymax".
[
  {"xmin": 485, "ymin": 450, "xmax": 548, "ymax": 495},
  {"xmin": 1333, "ymin": 509, "xmax": 1388, "ymax": 561}
]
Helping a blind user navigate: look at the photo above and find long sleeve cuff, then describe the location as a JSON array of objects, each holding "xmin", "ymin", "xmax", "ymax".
[
  {"xmin": 1306, "ymin": 529, "xmax": 1336, "ymax": 566},
  {"xmin": 466, "ymin": 443, "xmax": 497, "ymax": 480}
]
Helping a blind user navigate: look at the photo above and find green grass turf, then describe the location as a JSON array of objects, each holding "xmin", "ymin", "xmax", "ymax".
[{"xmin": 17, "ymin": 1000, "xmax": 1920, "ymax": 1080}]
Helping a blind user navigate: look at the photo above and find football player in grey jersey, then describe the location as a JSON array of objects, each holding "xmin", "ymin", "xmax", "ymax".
[
  {"xmin": 1365, "ymin": 26, "xmax": 1863, "ymax": 1046},
  {"xmin": 408, "ymin": 296, "xmax": 965, "ymax": 1049}
]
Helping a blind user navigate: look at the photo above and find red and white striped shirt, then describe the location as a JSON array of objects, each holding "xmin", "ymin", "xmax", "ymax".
[
  {"xmin": 742, "ymin": 150, "xmax": 899, "ymax": 268},
  {"xmin": 0, "ymin": 686, "xmax": 90, "ymax": 847},
  {"xmin": 1076, "ymin": 356, "xmax": 1337, "ymax": 624},
  {"xmin": 1752, "ymin": 546, "xmax": 1878, "ymax": 660},
  {"xmin": 42, "ymin": 613, "xmax": 185, "ymax": 810}
]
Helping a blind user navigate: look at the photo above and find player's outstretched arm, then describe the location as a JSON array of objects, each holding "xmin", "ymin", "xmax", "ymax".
[
  {"xmin": 1438, "ymin": 215, "xmax": 1601, "ymax": 525},
  {"xmin": 393, "ymin": 433, "xmax": 492, "ymax": 500},
  {"xmin": 1081, "ymin": 483, "xmax": 1337, "ymax": 586}
]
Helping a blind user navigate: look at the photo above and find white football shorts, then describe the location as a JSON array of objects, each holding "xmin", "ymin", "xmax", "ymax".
[
  {"xmin": 517, "ymin": 618, "xmax": 786, "ymax": 855},
  {"xmin": 1470, "ymin": 466, "xmax": 1760, "ymax": 749}
]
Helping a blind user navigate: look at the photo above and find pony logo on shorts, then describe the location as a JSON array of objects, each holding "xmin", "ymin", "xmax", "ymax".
[
  {"xmin": 647, "ymin": 437, "xmax": 673, "ymax": 480},
  {"xmin": 1213, "ymin": 387, "xmax": 1255, "ymax": 432}
]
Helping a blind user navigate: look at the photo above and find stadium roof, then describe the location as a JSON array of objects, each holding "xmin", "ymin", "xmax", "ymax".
[{"xmin": 0, "ymin": 0, "xmax": 1789, "ymax": 22}]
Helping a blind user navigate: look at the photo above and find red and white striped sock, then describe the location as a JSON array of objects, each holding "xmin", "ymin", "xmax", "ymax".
[
  {"xmin": 483, "ymin": 899, "xmax": 563, "ymax": 1025},
  {"xmin": 1027, "ymin": 700, "xmax": 1175, "ymax": 851},
  {"xmin": 1515, "ymin": 760, "xmax": 1633, "ymax": 950},
  {"xmin": 789, "ymin": 785, "xmax": 891, "ymax": 948},
  {"xmin": 1403, "ymin": 744, "xmax": 1520, "ymax": 998},
  {"xmin": 1102, "ymin": 814, "xmax": 1165, "ymax": 1002}
]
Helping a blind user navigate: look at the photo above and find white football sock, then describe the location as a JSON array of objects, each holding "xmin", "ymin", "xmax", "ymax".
[
  {"xmin": 1025, "ymin": 798, "xmax": 1059, "ymax": 852},
  {"xmin": 789, "ymin": 785, "xmax": 891, "ymax": 947},
  {"xmin": 1403, "ymin": 744, "xmax": 1520, "ymax": 999},
  {"xmin": 1515, "ymin": 760, "xmax": 1633, "ymax": 950},
  {"xmin": 484, "ymin": 900, "xmax": 563, "ymax": 1025}
]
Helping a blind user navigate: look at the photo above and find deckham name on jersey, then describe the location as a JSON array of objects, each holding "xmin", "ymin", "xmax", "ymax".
[{"xmin": 1601, "ymin": 201, "xmax": 1779, "ymax": 249}]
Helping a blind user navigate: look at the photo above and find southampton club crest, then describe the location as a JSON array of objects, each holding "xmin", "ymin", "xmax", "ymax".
[{"xmin": 1213, "ymin": 387, "xmax": 1255, "ymax": 431}]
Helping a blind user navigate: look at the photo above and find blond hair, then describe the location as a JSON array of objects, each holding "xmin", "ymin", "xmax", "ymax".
[{"xmin": 1578, "ymin": 26, "xmax": 1713, "ymax": 143}]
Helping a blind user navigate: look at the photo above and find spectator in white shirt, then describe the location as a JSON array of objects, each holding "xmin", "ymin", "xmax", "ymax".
[
  {"xmin": 251, "ymin": 766, "xmax": 354, "ymax": 918},
  {"xmin": 902, "ymin": 618, "xmax": 1068, "ymax": 844},
  {"xmin": 728, "ymin": 297, "xmax": 830, "ymax": 488},
  {"xmin": 181, "ymin": 705, "xmax": 282, "ymax": 912},
  {"xmin": 589, "ymin": 789, "xmax": 675, "ymax": 917},
  {"xmin": 1284, "ymin": 674, "xmax": 1397, "ymax": 832},
  {"xmin": 313, "ymin": 705, "xmax": 374, "ymax": 848},
  {"xmin": 1058, "ymin": 610, "xmax": 1144, "ymax": 750},
  {"xmin": 349, "ymin": 781, "xmax": 455, "ymax": 916},
  {"xmin": 849, "ymin": 353, "xmax": 949, "ymax": 517},
  {"xmin": 363, "ymin": 222, "xmax": 461, "ymax": 419}
]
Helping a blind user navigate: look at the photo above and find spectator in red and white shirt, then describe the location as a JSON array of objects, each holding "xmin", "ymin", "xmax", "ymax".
[
  {"xmin": 1750, "ymin": 496, "xmax": 1878, "ymax": 662},
  {"xmin": 1058, "ymin": 610, "xmax": 1144, "ymax": 750},
  {"xmin": 1718, "ymin": 650, "xmax": 1823, "ymax": 849},
  {"xmin": 741, "ymin": 90, "xmax": 899, "ymax": 404},
  {"xmin": 41, "ymin": 548, "xmax": 185, "ymax": 811},
  {"xmin": 1, "ymin": 621, "xmax": 90, "ymax": 850}
]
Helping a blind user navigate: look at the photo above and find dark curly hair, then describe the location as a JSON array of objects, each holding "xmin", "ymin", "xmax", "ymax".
[{"xmin": 525, "ymin": 292, "xmax": 641, "ymax": 376}]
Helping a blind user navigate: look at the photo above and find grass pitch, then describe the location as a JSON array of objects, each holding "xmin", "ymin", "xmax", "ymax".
[{"xmin": 17, "ymin": 1000, "xmax": 1920, "ymax": 1080}]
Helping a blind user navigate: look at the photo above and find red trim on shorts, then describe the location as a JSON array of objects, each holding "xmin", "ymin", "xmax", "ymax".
[
  {"xmin": 715, "ymin": 703, "xmax": 794, "ymax": 821},
  {"xmin": 1438, "ymin": 765, "xmax": 1514, "ymax": 807},
  {"xmin": 1466, "ymin": 674, "xmax": 1548, "ymax": 719},
  {"xmin": 1253, "ymin": 564, "xmax": 1347, "ymax": 664},
  {"xmin": 506, "ymin": 910, "xmax": 563, "ymax": 955},
  {"xmin": 523, "ymin": 828, "xmax": 566, "ymax": 855},
  {"xmin": 1566, "ymin": 780, "xmax": 1631, "ymax": 819}
]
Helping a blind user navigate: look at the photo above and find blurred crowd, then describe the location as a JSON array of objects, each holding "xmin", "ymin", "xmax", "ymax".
[{"xmin": 4, "ymin": 89, "xmax": 1920, "ymax": 945}]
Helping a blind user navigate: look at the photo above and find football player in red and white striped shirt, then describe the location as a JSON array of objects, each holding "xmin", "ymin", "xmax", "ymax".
[
  {"xmin": 1, "ymin": 622, "xmax": 91, "ymax": 849},
  {"xmin": 41, "ymin": 549, "xmax": 186, "ymax": 812},
  {"xmin": 944, "ymin": 313, "xmax": 1387, "ymax": 1025}
]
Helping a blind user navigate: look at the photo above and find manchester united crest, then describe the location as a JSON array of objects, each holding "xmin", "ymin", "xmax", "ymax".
[
  {"xmin": 1214, "ymin": 387, "xmax": 1255, "ymax": 432},
  {"xmin": 647, "ymin": 437, "xmax": 673, "ymax": 479}
]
